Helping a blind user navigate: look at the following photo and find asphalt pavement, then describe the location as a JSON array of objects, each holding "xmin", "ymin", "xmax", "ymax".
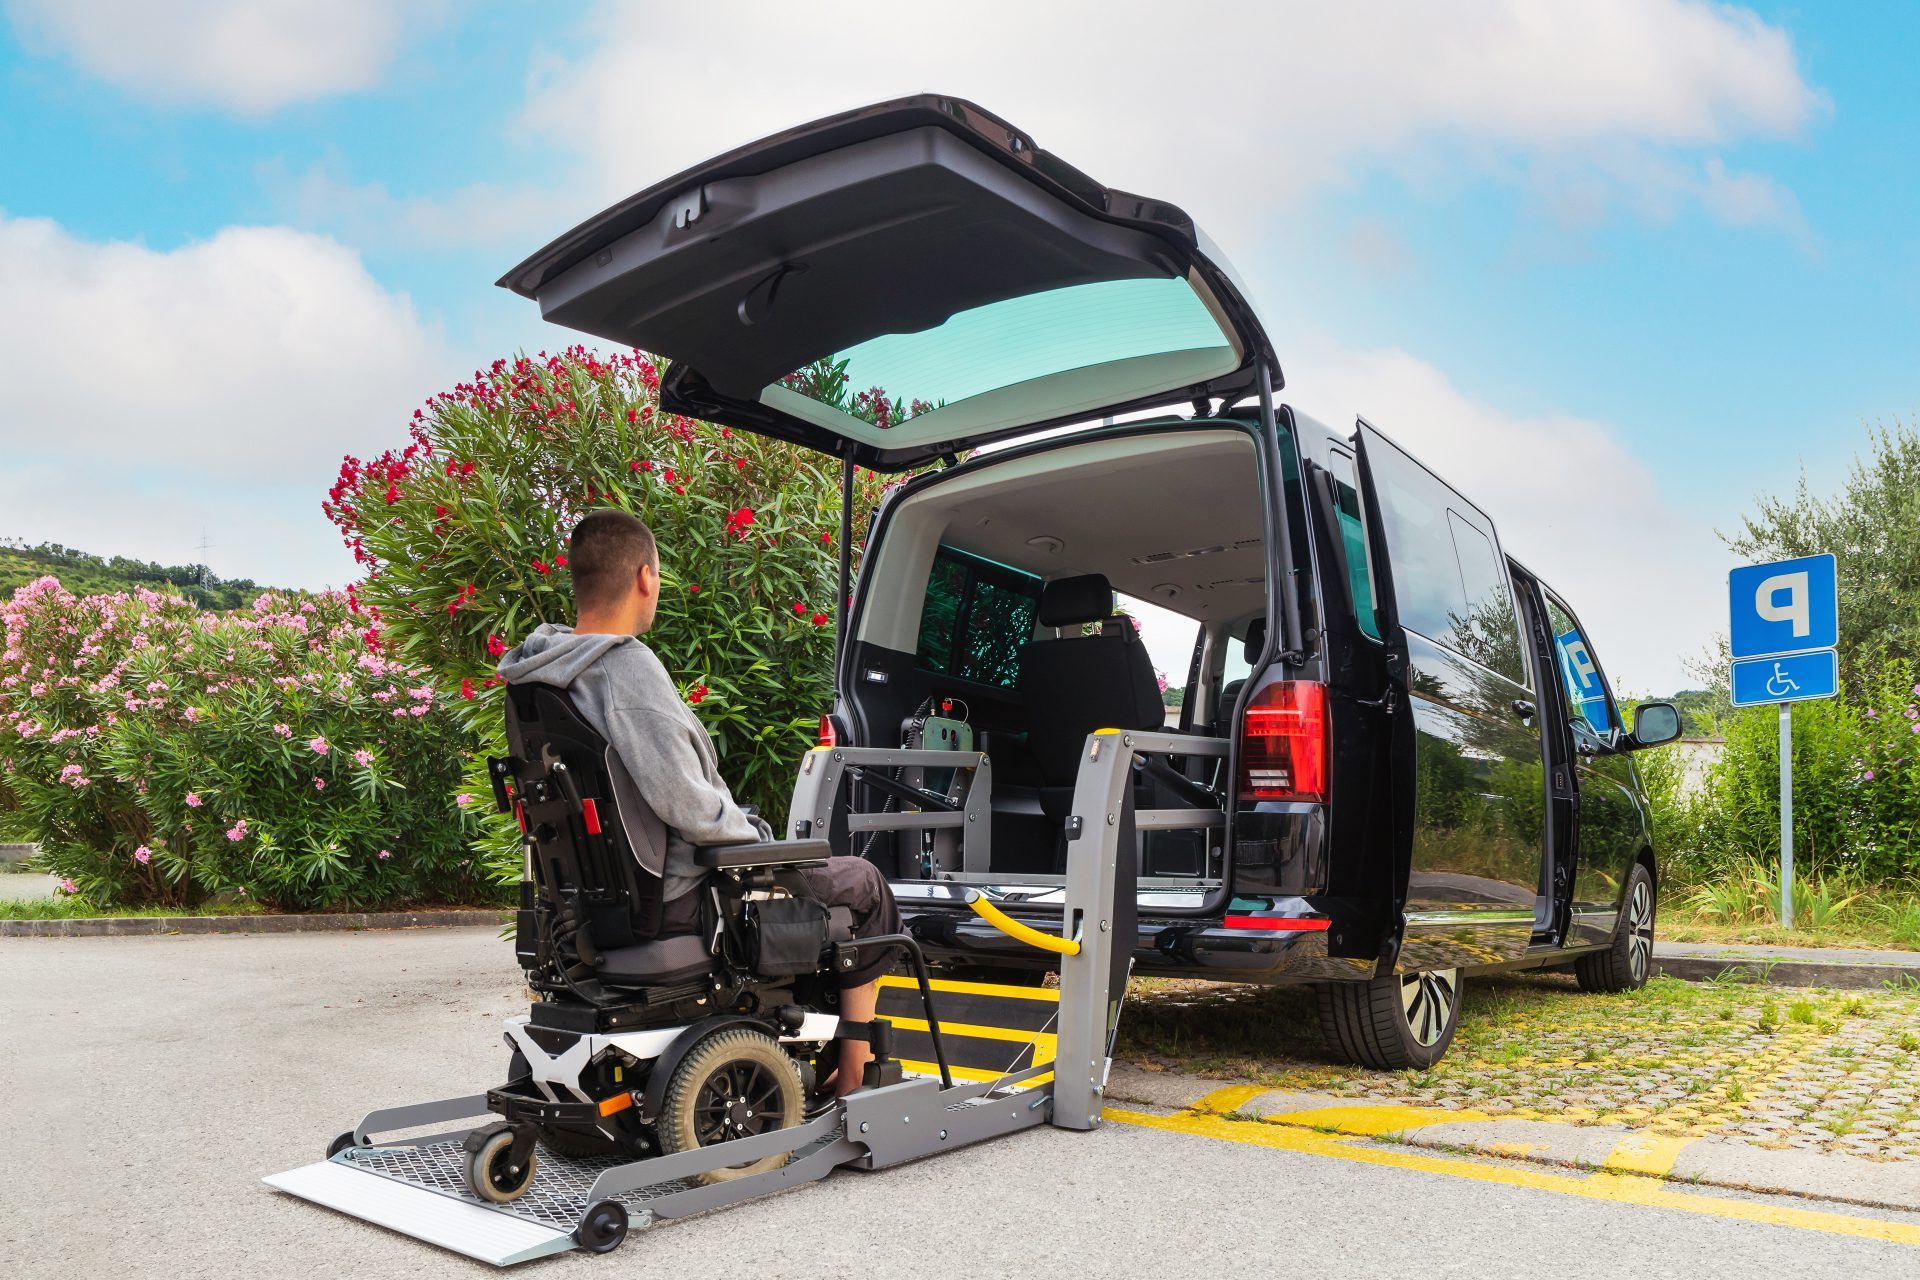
[{"xmin": 6, "ymin": 928, "xmax": 1920, "ymax": 1278}]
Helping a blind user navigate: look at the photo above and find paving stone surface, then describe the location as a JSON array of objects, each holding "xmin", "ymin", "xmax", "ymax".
[{"xmin": 1116, "ymin": 971, "xmax": 1920, "ymax": 1160}]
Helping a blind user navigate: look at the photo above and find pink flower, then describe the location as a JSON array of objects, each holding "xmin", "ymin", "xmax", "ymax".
[
  {"xmin": 309, "ymin": 737, "xmax": 329, "ymax": 754},
  {"xmin": 272, "ymin": 723, "xmax": 293, "ymax": 738},
  {"xmin": 133, "ymin": 845, "xmax": 151, "ymax": 865},
  {"xmin": 185, "ymin": 792, "xmax": 202, "ymax": 808},
  {"xmin": 57, "ymin": 878, "xmax": 77, "ymax": 895},
  {"xmin": 313, "ymin": 777, "xmax": 327, "ymax": 790},
  {"xmin": 377, "ymin": 849, "xmax": 393, "ymax": 861},
  {"xmin": 455, "ymin": 793, "xmax": 473, "ymax": 808},
  {"xmin": 226, "ymin": 819, "xmax": 248, "ymax": 842},
  {"xmin": 1866, "ymin": 770, "xmax": 1876, "ymax": 781},
  {"xmin": 353, "ymin": 749, "xmax": 374, "ymax": 767}
]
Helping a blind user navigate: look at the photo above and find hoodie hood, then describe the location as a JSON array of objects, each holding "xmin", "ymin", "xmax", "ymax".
[{"xmin": 496, "ymin": 622, "xmax": 633, "ymax": 690}]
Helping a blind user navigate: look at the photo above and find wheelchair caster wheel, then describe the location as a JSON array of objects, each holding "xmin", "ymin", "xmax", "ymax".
[
  {"xmin": 577, "ymin": 1200, "xmax": 628, "ymax": 1254},
  {"xmin": 326, "ymin": 1131, "xmax": 358, "ymax": 1159},
  {"xmin": 465, "ymin": 1126, "xmax": 538, "ymax": 1204}
]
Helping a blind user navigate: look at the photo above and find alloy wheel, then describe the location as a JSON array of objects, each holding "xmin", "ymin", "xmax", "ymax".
[
  {"xmin": 1399, "ymin": 969, "xmax": 1458, "ymax": 1047},
  {"xmin": 1627, "ymin": 878, "xmax": 1655, "ymax": 983}
]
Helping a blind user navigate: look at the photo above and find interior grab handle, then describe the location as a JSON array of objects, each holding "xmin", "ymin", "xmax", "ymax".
[{"xmin": 963, "ymin": 890, "xmax": 1082, "ymax": 956}]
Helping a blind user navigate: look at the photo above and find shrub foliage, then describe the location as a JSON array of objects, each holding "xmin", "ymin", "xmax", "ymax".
[
  {"xmin": 324, "ymin": 347, "xmax": 894, "ymax": 883},
  {"xmin": 0, "ymin": 579, "xmax": 483, "ymax": 908}
]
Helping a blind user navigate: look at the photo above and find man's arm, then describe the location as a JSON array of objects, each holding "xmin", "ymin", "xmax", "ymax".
[{"xmin": 602, "ymin": 706, "xmax": 772, "ymax": 845}]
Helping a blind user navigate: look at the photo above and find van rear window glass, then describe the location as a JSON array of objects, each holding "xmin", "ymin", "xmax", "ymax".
[
  {"xmin": 915, "ymin": 548, "xmax": 1040, "ymax": 688},
  {"xmin": 1363, "ymin": 436, "xmax": 1527, "ymax": 686}
]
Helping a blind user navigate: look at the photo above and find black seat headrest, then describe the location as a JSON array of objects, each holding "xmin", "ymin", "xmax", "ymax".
[
  {"xmin": 1242, "ymin": 616, "xmax": 1268, "ymax": 663},
  {"xmin": 1039, "ymin": 573, "xmax": 1115, "ymax": 628}
]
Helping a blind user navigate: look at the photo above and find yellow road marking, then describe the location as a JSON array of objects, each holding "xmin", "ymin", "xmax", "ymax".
[
  {"xmin": 1105, "ymin": 1107, "xmax": 1920, "ymax": 1247},
  {"xmin": 1266, "ymin": 1103, "xmax": 1493, "ymax": 1135},
  {"xmin": 1605, "ymin": 1132, "xmax": 1697, "ymax": 1178},
  {"xmin": 1189, "ymin": 1084, "xmax": 1272, "ymax": 1114},
  {"xmin": 878, "ymin": 974, "xmax": 1059, "ymax": 1003}
]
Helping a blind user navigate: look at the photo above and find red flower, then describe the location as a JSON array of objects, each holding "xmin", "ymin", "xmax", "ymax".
[
  {"xmin": 792, "ymin": 601, "xmax": 807, "ymax": 615},
  {"xmin": 663, "ymin": 468, "xmax": 676, "ymax": 484},
  {"xmin": 820, "ymin": 530, "xmax": 833, "ymax": 545},
  {"xmin": 460, "ymin": 678, "xmax": 476, "ymax": 699},
  {"xmin": 486, "ymin": 633, "xmax": 507, "ymax": 658},
  {"xmin": 555, "ymin": 554, "xmax": 568, "ymax": 567},
  {"xmin": 361, "ymin": 626, "xmax": 382, "ymax": 652},
  {"xmin": 626, "ymin": 408, "xmax": 639, "ymax": 424},
  {"xmin": 688, "ymin": 584, "xmax": 701, "ymax": 594},
  {"xmin": 384, "ymin": 482, "xmax": 400, "ymax": 504},
  {"xmin": 629, "ymin": 460, "xmax": 643, "ymax": 472},
  {"xmin": 687, "ymin": 683, "xmax": 709, "ymax": 705},
  {"xmin": 531, "ymin": 558, "xmax": 550, "ymax": 575},
  {"xmin": 724, "ymin": 506, "xmax": 757, "ymax": 539},
  {"xmin": 734, "ymin": 458, "xmax": 746, "ymax": 471},
  {"xmin": 434, "ymin": 504, "xmax": 448, "ymax": 519},
  {"xmin": 673, "ymin": 484, "xmax": 685, "ymax": 495},
  {"xmin": 811, "ymin": 613, "xmax": 829, "ymax": 626}
]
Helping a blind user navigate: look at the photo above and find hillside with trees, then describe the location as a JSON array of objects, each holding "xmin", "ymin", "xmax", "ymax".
[{"xmin": 0, "ymin": 540, "xmax": 272, "ymax": 611}]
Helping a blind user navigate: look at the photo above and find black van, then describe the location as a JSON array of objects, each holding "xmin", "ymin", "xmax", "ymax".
[{"xmin": 502, "ymin": 95, "xmax": 1683, "ymax": 1069}]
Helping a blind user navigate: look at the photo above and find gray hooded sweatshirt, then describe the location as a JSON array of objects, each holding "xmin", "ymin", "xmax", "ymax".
[{"xmin": 496, "ymin": 623, "xmax": 771, "ymax": 902}]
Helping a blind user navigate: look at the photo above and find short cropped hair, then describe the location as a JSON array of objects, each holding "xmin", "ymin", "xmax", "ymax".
[{"xmin": 569, "ymin": 509, "xmax": 658, "ymax": 612}]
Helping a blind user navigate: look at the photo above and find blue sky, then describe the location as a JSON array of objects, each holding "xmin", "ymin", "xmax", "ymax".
[{"xmin": 0, "ymin": 1, "xmax": 1914, "ymax": 691}]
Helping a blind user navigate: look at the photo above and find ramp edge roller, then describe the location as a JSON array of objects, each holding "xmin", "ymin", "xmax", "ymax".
[{"xmin": 264, "ymin": 1160, "xmax": 577, "ymax": 1268}]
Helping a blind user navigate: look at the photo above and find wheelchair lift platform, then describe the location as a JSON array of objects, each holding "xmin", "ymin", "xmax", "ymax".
[{"xmin": 266, "ymin": 729, "xmax": 1194, "ymax": 1265}]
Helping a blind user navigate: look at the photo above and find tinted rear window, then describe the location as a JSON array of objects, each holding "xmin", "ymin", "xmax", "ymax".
[{"xmin": 915, "ymin": 548, "xmax": 1041, "ymax": 688}]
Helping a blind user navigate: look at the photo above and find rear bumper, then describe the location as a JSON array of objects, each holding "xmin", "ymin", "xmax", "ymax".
[{"xmin": 902, "ymin": 903, "xmax": 1375, "ymax": 985}]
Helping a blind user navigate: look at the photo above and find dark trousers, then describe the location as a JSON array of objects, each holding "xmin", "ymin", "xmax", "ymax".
[{"xmin": 663, "ymin": 855, "xmax": 902, "ymax": 989}]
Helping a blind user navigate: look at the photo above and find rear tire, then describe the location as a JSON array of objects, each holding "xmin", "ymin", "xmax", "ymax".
[
  {"xmin": 1316, "ymin": 968, "xmax": 1462, "ymax": 1069},
  {"xmin": 657, "ymin": 1029, "xmax": 805, "ymax": 1186},
  {"xmin": 1577, "ymin": 863, "xmax": 1655, "ymax": 993}
]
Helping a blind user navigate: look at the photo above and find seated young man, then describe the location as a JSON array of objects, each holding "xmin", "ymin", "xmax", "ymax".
[{"xmin": 497, "ymin": 508, "xmax": 901, "ymax": 1096}]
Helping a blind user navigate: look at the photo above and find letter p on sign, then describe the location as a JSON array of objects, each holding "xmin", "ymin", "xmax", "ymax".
[{"xmin": 1755, "ymin": 571, "xmax": 1811, "ymax": 638}]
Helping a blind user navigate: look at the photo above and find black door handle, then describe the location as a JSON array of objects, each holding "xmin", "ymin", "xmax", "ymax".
[{"xmin": 1511, "ymin": 699, "xmax": 1536, "ymax": 721}]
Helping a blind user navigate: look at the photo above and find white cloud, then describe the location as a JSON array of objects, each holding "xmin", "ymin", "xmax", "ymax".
[
  {"xmin": 3, "ymin": 0, "xmax": 440, "ymax": 113},
  {"xmin": 514, "ymin": 0, "xmax": 1822, "ymax": 243},
  {"xmin": 0, "ymin": 214, "xmax": 456, "ymax": 587},
  {"xmin": 264, "ymin": 157, "xmax": 573, "ymax": 251},
  {"xmin": 1280, "ymin": 341, "xmax": 1734, "ymax": 693}
]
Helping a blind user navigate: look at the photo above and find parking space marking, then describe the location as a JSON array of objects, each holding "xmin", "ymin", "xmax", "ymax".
[
  {"xmin": 1603, "ymin": 1132, "xmax": 1697, "ymax": 1178},
  {"xmin": 1103, "ymin": 1105, "xmax": 1920, "ymax": 1248}
]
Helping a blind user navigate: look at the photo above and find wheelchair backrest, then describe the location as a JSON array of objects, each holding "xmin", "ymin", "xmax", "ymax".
[{"xmin": 499, "ymin": 682, "xmax": 666, "ymax": 946}]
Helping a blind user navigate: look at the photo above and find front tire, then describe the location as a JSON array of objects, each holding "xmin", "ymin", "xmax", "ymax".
[
  {"xmin": 657, "ymin": 1029, "xmax": 805, "ymax": 1186},
  {"xmin": 1317, "ymin": 968, "xmax": 1462, "ymax": 1069},
  {"xmin": 465, "ymin": 1127, "xmax": 537, "ymax": 1204},
  {"xmin": 1577, "ymin": 863, "xmax": 1655, "ymax": 993}
]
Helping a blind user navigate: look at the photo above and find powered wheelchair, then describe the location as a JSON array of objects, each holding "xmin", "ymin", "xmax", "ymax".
[{"xmin": 439, "ymin": 681, "xmax": 946, "ymax": 1205}]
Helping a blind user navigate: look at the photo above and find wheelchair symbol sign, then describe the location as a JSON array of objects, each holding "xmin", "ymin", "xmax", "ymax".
[{"xmin": 1730, "ymin": 649, "xmax": 1838, "ymax": 707}]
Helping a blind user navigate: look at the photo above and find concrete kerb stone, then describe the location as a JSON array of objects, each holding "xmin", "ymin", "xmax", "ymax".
[
  {"xmin": 0, "ymin": 909, "xmax": 509, "ymax": 938},
  {"xmin": 1102, "ymin": 1066, "xmax": 1920, "ymax": 1214},
  {"xmin": 1654, "ymin": 955, "xmax": 1920, "ymax": 990}
]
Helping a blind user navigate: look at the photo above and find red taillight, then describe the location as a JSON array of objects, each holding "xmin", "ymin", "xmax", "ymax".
[
  {"xmin": 1238, "ymin": 680, "xmax": 1329, "ymax": 803},
  {"xmin": 818, "ymin": 714, "xmax": 838, "ymax": 748}
]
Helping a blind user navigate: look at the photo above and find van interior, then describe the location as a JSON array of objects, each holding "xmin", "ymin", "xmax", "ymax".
[{"xmin": 840, "ymin": 425, "xmax": 1267, "ymax": 899}]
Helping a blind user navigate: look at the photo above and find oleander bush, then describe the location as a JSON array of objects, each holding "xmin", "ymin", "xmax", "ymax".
[
  {"xmin": 324, "ymin": 347, "xmax": 903, "ymax": 884},
  {"xmin": 0, "ymin": 579, "xmax": 486, "ymax": 908}
]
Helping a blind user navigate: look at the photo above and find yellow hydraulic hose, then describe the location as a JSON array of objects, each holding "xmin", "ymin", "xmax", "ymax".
[{"xmin": 964, "ymin": 890, "xmax": 1082, "ymax": 956}]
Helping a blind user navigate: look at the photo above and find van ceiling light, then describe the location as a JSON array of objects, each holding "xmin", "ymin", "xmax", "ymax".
[
  {"xmin": 1152, "ymin": 583, "xmax": 1181, "ymax": 599},
  {"xmin": 1026, "ymin": 535, "xmax": 1064, "ymax": 554}
]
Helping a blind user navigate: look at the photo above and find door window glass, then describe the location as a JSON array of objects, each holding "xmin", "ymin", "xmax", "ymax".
[
  {"xmin": 1543, "ymin": 595, "xmax": 1616, "ymax": 736},
  {"xmin": 1114, "ymin": 593, "xmax": 1197, "ymax": 727},
  {"xmin": 1359, "ymin": 429, "xmax": 1527, "ymax": 686},
  {"xmin": 1326, "ymin": 450, "xmax": 1382, "ymax": 640},
  {"xmin": 915, "ymin": 548, "xmax": 1040, "ymax": 688}
]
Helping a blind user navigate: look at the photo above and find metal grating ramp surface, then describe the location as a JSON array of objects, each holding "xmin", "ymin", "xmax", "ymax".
[{"xmin": 266, "ymin": 1139, "xmax": 700, "ymax": 1267}]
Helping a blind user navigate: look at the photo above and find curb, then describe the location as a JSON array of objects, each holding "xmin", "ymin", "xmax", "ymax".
[
  {"xmin": 0, "ymin": 909, "xmax": 510, "ymax": 938},
  {"xmin": 1654, "ymin": 955, "xmax": 1920, "ymax": 990},
  {"xmin": 1104, "ymin": 1069, "xmax": 1920, "ymax": 1214}
]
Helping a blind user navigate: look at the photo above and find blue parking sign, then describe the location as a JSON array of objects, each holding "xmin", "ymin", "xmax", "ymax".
[
  {"xmin": 1730, "ymin": 649, "xmax": 1840, "ymax": 707},
  {"xmin": 1728, "ymin": 554, "xmax": 1837, "ymax": 659}
]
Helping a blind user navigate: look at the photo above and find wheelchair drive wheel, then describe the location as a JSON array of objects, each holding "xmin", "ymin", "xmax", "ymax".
[
  {"xmin": 657, "ymin": 1028, "xmax": 805, "ymax": 1186},
  {"xmin": 464, "ymin": 1124, "xmax": 538, "ymax": 1204}
]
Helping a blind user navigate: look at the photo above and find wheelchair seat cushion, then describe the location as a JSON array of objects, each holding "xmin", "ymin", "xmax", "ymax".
[{"xmin": 594, "ymin": 932, "xmax": 714, "ymax": 986}]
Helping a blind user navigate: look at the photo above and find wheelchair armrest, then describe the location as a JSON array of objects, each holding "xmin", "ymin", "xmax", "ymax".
[{"xmin": 693, "ymin": 839, "xmax": 832, "ymax": 870}]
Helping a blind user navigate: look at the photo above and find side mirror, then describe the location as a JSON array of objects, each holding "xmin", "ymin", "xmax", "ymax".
[{"xmin": 1627, "ymin": 701, "xmax": 1682, "ymax": 749}]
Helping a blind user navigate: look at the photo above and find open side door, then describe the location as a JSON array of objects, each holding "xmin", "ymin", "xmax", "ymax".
[
  {"xmin": 499, "ymin": 95, "xmax": 1277, "ymax": 472},
  {"xmin": 1350, "ymin": 420, "xmax": 1419, "ymax": 964}
]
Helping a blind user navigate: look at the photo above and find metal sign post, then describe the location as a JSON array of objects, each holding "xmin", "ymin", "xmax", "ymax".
[{"xmin": 1728, "ymin": 554, "xmax": 1838, "ymax": 930}]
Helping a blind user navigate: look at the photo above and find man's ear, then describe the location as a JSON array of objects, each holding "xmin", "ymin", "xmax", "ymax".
[{"xmin": 637, "ymin": 562, "xmax": 657, "ymax": 598}]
